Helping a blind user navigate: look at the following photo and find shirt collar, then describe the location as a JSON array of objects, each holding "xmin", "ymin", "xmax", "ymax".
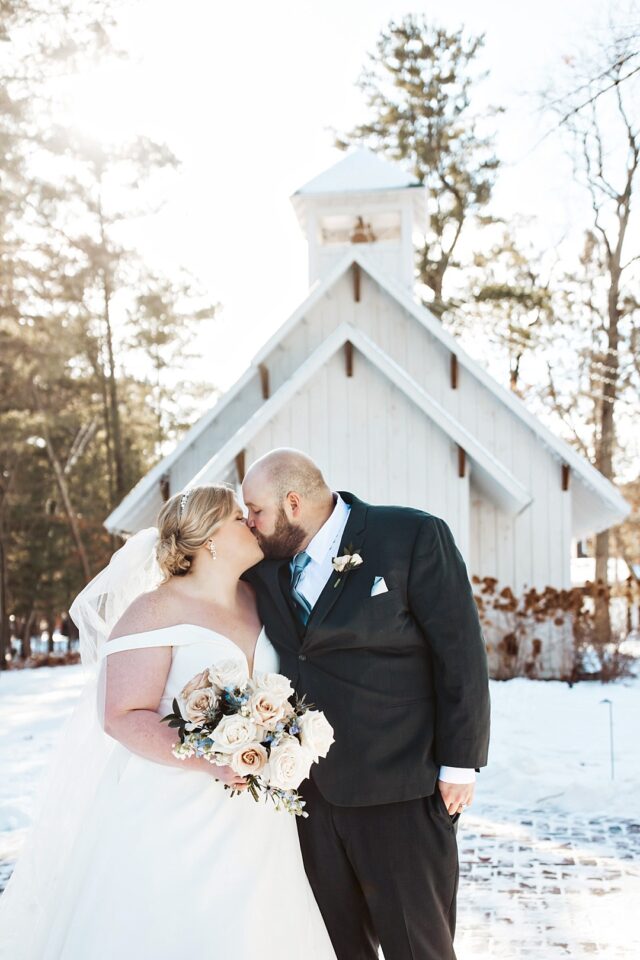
[{"xmin": 305, "ymin": 493, "xmax": 351, "ymax": 565}]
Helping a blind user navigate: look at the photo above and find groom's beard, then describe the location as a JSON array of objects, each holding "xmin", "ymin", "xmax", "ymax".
[{"xmin": 254, "ymin": 507, "xmax": 307, "ymax": 560}]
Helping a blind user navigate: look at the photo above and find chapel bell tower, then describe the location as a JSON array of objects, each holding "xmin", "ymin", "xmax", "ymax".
[{"xmin": 291, "ymin": 148, "xmax": 427, "ymax": 290}]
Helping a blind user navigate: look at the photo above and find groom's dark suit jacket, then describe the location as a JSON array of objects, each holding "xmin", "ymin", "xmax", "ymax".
[{"xmin": 246, "ymin": 492, "xmax": 490, "ymax": 807}]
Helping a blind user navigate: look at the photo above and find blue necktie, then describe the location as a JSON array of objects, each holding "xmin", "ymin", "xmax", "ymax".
[{"xmin": 290, "ymin": 551, "xmax": 312, "ymax": 625}]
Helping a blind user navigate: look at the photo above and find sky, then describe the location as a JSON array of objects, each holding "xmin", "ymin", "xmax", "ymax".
[{"xmin": 58, "ymin": 0, "xmax": 629, "ymax": 389}]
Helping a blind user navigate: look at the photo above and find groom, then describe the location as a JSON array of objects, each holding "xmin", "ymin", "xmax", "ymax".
[{"xmin": 242, "ymin": 449, "xmax": 490, "ymax": 960}]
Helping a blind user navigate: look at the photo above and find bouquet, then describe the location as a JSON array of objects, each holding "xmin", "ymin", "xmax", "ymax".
[{"xmin": 161, "ymin": 659, "xmax": 334, "ymax": 816}]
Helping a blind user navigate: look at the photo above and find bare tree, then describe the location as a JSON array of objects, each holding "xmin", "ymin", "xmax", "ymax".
[
  {"xmin": 542, "ymin": 22, "xmax": 640, "ymax": 642},
  {"xmin": 543, "ymin": 6, "xmax": 640, "ymax": 135}
]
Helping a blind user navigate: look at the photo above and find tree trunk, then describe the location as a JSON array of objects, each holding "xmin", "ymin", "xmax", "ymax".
[
  {"xmin": 593, "ymin": 244, "xmax": 622, "ymax": 645},
  {"xmin": 0, "ymin": 535, "xmax": 9, "ymax": 670},
  {"xmin": 594, "ymin": 530, "xmax": 611, "ymax": 644},
  {"xmin": 510, "ymin": 352, "xmax": 522, "ymax": 393},
  {"xmin": 41, "ymin": 426, "xmax": 92, "ymax": 582},
  {"xmin": 97, "ymin": 192, "xmax": 126, "ymax": 501},
  {"xmin": 99, "ymin": 359, "xmax": 116, "ymax": 508},
  {"xmin": 32, "ymin": 383, "xmax": 92, "ymax": 582},
  {"xmin": 102, "ymin": 278, "xmax": 126, "ymax": 499},
  {"xmin": 21, "ymin": 610, "xmax": 35, "ymax": 660}
]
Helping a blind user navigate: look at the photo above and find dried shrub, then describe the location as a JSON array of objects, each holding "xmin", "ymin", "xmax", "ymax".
[
  {"xmin": 472, "ymin": 576, "xmax": 633, "ymax": 681},
  {"xmin": 8, "ymin": 652, "xmax": 81, "ymax": 670}
]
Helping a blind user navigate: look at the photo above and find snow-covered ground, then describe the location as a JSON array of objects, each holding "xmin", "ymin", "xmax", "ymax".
[
  {"xmin": 476, "ymin": 675, "xmax": 638, "ymax": 819},
  {"xmin": 0, "ymin": 664, "xmax": 86, "ymax": 863},
  {"xmin": 2, "ymin": 665, "xmax": 636, "ymax": 849},
  {"xmin": 1, "ymin": 665, "xmax": 639, "ymax": 957}
]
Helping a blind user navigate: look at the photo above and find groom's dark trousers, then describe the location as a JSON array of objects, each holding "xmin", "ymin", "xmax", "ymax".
[{"xmin": 245, "ymin": 493, "xmax": 490, "ymax": 960}]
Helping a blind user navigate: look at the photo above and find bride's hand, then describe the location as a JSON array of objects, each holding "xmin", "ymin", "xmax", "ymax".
[{"xmin": 210, "ymin": 763, "xmax": 249, "ymax": 791}]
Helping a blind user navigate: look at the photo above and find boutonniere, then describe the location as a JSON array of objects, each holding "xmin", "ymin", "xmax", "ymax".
[{"xmin": 332, "ymin": 544, "xmax": 363, "ymax": 587}]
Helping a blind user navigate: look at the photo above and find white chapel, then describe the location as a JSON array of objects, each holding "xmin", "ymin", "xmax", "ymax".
[{"xmin": 105, "ymin": 149, "xmax": 630, "ymax": 676}]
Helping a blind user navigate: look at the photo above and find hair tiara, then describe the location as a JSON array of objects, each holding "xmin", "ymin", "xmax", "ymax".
[{"xmin": 179, "ymin": 489, "xmax": 192, "ymax": 518}]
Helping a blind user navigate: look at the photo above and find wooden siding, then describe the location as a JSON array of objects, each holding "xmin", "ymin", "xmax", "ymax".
[
  {"xmin": 123, "ymin": 264, "xmax": 572, "ymax": 591},
  {"xmin": 252, "ymin": 270, "xmax": 571, "ymax": 589},
  {"xmin": 245, "ymin": 350, "xmax": 471, "ymax": 553}
]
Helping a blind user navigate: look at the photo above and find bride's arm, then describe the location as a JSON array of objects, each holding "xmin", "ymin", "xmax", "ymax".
[{"xmin": 103, "ymin": 646, "xmax": 248, "ymax": 789}]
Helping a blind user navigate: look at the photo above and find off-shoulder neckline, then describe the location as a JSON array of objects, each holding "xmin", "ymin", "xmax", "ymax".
[
  {"xmin": 104, "ymin": 624, "xmax": 265, "ymax": 677},
  {"xmin": 108, "ymin": 623, "xmax": 258, "ymax": 641}
]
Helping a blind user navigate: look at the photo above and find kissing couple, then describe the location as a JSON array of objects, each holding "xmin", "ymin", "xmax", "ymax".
[{"xmin": 0, "ymin": 448, "xmax": 490, "ymax": 960}]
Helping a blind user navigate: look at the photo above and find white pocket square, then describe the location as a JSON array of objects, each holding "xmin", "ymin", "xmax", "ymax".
[{"xmin": 370, "ymin": 576, "xmax": 389, "ymax": 597}]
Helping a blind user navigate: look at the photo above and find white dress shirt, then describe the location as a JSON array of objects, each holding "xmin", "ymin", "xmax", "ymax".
[
  {"xmin": 292, "ymin": 494, "xmax": 475, "ymax": 786},
  {"xmin": 295, "ymin": 493, "xmax": 351, "ymax": 609}
]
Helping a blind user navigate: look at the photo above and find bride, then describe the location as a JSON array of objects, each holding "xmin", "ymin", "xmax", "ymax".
[{"xmin": 0, "ymin": 484, "xmax": 336, "ymax": 959}]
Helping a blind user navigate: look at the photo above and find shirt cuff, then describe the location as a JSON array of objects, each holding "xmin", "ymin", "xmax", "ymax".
[{"xmin": 438, "ymin": 766, "xmax": 476, "ymax": 784}]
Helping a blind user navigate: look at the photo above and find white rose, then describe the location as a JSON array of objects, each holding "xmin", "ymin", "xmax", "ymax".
[
  {"xmin": 180, "ymin": 668, "xmax": 212, "ymax": 700},
  {"xmin": 211, "ymin": 713, "xmax": 259, "ymax": 753},
  {"xmin": 230, "ymin": 743, "xmax": 268, "ymax": 777},
  {"xmin": 248, "ymin": 690, "xmax": 290, "ymax": 731},
  {"xmin": 208, "ymin": 659, "xmax": 248, "ymax": 692},
  {"xmin": 332, "ymin": 553, "xmax": 363, "ymax": 573},
  {"xmin": 252, "ymin": 671, "xmax": 294, "ymax": 700},
  {"xmin": 182, "ymin": 687, "xmax": 217, "ymax": 724},
  {"xmin": 267, "ymin": 735, "xmax": 313, "ymax": 791},
  {"xmin": 298, "ymin": 710, "xmax": 334, "ymax": 761}
]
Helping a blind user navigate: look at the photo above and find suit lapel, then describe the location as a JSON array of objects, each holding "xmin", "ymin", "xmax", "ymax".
[
  {"xmin": 304, "ymin": 492, "xmax": 368, "ymax": 640},
  {"xmin": 259, "ymin": 559, "xmax": 302, "ymax": 650}
]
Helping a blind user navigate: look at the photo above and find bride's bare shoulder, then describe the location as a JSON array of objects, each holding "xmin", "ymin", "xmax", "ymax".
[{"xmin": 108, "ymin": 585, "xmax": 174, "ymax": 642}]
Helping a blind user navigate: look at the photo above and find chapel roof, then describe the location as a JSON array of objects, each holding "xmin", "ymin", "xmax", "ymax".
[
  {"xmin": 294, "ymin": 148, "xmax": 421, "ymax": 196},
  {"xmin": 104, "ymin": 248, "xmax": 630, "ymax": 539}
]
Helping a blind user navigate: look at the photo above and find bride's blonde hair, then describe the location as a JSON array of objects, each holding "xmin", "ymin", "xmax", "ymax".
[{"xmin": 156, "ymin": 484, "xmax": 237, "ymax": 581}]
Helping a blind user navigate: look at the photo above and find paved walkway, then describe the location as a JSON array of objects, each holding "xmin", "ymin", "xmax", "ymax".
[
  {"xmin": 456, "ymin": 805, "xmax": 640, "ymax": 959},
  {"xmin": 1, "ymin": 806, "xmax": 639, "ymax": 957},
  {"xmin": 0, "ymin": 859, "xmax": 13, "ymax": 895}
]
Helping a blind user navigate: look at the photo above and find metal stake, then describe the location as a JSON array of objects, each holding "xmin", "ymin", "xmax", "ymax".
[{"xmin": 600, "ymin": 698, "xmax": 615, "ymax": 780}]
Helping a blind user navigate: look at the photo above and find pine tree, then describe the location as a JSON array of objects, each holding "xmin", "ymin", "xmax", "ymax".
[
  {"xmin": 337, "ymin": 15, "xmax": 502, "ymax": 316},
  {"xmin": 452, "ymin": 228, "xmax": 554, "ymax": 396},
  {"xmin": 0, "ymin": 0, "xmax": 217, "ymax": 666}
]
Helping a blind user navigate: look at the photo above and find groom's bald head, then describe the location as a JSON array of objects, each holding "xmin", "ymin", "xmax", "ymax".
[
  {"xmin": 242, "ymin": 449, "xmax": 333, "ymax": 559},
  {"xmin": 245, "ymin": 448, "xmax": 328, "ymax": 501}
]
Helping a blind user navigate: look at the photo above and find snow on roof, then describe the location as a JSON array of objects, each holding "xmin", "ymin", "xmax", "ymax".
[{"xmin": 294, "ymin": 148, "xmax": 421, "ymax": 196}]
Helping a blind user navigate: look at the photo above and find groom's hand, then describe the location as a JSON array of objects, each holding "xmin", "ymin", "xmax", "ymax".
[{"xmin": 438, "ymin": 779, "xmax": 474, "ymax": 815}]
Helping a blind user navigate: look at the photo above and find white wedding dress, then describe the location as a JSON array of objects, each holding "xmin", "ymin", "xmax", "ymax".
[{"xmin": 2, "ymin": 625, "xmax": 336, "ymax": 960}]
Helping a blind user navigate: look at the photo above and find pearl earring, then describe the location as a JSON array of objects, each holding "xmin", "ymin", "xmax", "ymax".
[{"xmin": 208, "ymin": 540, "xmax": 217, "ymax": 560}]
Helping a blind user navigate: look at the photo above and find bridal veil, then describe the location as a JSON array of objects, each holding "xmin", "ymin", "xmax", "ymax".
[{"xmin": 0, "ymin": 528, "xmax": 162, "ymax": 959}]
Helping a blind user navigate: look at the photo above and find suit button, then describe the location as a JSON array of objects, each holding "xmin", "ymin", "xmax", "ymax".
[{"xmin": 298, "ymin": 654, "xmax": 307, "ymax": 661}]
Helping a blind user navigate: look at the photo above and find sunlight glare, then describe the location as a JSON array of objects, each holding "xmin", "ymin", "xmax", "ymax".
[{"xmin": 56, "ymin": 62, "xmax": 147, "ymax": 144}]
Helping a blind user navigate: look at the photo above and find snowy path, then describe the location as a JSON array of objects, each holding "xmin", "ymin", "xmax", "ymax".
[
  {"xmin": 456, "ymin": 806, "xmax": 640, "ymax": 958},
  {"xmin": 1, "ymin": 665, "xmax": 639, "ymax": 957}
]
